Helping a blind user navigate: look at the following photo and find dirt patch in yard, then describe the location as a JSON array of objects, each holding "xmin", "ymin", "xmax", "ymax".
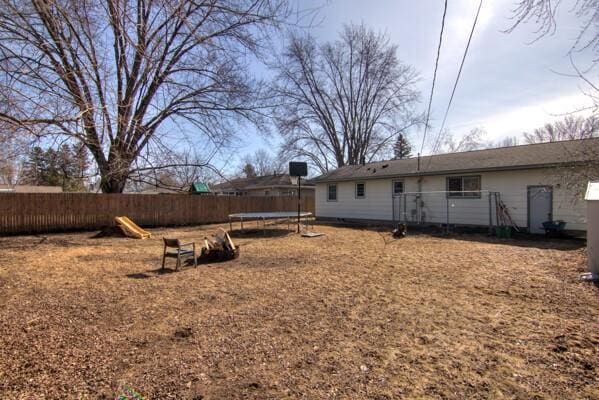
[{"xmin": 0, "ymin": 224, "xmax": 597, "ymax": 399}]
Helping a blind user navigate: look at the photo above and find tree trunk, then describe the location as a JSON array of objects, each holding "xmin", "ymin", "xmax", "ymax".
[
  {"xmin": 100, "ymin": 174, "xmax": 128, "ymax": 193},
  {"xmin": 97, "ymin": 148, "xmax": 132, "ymax": 193}
]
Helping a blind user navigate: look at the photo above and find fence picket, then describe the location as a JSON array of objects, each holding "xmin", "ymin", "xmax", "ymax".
[{"xmin": 0, "ymin": 194, "xmax": 315, "ymax": 235}]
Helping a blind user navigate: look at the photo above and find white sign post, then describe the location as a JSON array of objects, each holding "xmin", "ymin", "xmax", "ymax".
[{"xmin": 582, "ymin": 181, "xmax": 599, "ymax": 281}]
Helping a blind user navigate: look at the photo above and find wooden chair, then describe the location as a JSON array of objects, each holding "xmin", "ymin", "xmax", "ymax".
[{"xmin": 162, "ymin": 238, "xmax": 197, "ymax": 270}]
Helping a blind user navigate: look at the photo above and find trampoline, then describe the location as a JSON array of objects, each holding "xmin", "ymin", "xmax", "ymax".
[{"xmin": 228, "ymin": 211, "xmax": 313, "ymax": 234}]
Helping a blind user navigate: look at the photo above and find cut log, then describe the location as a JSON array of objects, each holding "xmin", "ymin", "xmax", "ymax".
[
  {"xmin": 225, "ymin": 232, "xmax": 236, "ymax": 250},
  {"xmin": 198, "ymin": 229, "xmax": 240, "ymax": 262},
  {"xmin": 199, "ymin": 245, "xmax": 240, "ymax": 262}
]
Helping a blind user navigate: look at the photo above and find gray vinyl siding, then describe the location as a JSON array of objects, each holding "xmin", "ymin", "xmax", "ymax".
[{"xmin": 315, "ymin": 168, "xmax": 587, "ymax": 231}]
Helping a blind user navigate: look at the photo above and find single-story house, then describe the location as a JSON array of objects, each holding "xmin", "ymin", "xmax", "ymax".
[
  {"xmin": 212, "ymin": 173, "xmax": 315, "ymax": 197},
  {"xmin": 312, "ymin": 138, "xmax": 599, "ymax": 235},
  {"xmin": 0, "ymin": 184, "xmax": 63, "ymax": 193}
]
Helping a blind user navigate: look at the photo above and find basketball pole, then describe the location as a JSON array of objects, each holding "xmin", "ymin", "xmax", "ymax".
[{"xmin": 297, "ymin": 176, "xmax": 301, "ymax": 233}]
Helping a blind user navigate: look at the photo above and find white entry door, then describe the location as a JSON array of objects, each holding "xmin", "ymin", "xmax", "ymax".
[{"xmin": 528, "ymin": 186, "xmax": 553, "ymax": 234}]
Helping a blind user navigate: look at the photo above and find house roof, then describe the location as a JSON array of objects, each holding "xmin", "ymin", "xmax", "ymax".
[
  {"xmin": 132, "ymin": 188, "xmax": 180, "ymax": 194},
  {"xmin": 212, "ymin": 173, "xmax": 315, "ymax": 191},
  {"xmin": 312, "ymin": 138, "xmax": 599, "ymax": 183},
  {"xmin": 0, "ymin": 184, "xmax": 63, "ymax": 193}
]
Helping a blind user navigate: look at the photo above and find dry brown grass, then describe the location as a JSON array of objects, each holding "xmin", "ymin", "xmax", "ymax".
[{"xmin": 0, "ymin": 223, "xmax": 597, "ymax": 399}]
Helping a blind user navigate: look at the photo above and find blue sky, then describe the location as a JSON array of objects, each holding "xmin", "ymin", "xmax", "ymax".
[{"xmin": 223, "ymin": 0, "xmax": 594, "ymax": 172}]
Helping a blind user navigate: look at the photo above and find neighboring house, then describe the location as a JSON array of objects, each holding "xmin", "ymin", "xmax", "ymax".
[
  {"xmin": 312, "ymin": 138, "xmax": 599, "ymax": 234},
  {"xmin": 0, "ymin": 184, "xmax": 63, "ymax": 193},
  {"xmin": 212, "ymin": 173, "xmax": 315, "ymax": 197}
]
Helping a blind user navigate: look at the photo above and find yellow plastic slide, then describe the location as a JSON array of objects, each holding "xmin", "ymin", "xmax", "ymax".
[{"xmin": 115, "ymin": 216, "xmax": 152, "ymax": 239}]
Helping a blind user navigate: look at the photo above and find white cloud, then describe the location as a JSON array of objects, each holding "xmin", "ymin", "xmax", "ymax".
[
  {"xmin": 449, "ymin": 92, "xmax": 595, "ymax": 140},
  {"xmin": 441, "ymin": 0, "xmax": 500, "ymax": 63}
]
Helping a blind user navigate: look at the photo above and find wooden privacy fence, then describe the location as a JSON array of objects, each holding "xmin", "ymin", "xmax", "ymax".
[{"xmin": 0, "ymin": 193, "xmax": 315, "ymax": 235}]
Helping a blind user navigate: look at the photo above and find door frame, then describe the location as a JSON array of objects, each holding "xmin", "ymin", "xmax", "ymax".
[
  {"xmin": 391, "ymin": 179, "xmax": 405, "ymax": 222},
  {"xmin": 527, "ymin": 185, "xmax": 553, "ymax": 233}
]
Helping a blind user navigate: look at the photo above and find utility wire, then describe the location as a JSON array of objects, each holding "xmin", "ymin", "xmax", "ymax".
[
  {"xmin": 426, "ymin": 0, "xmax": 484, "ymax": 168},
  {"xmin": 419, "ymin": 0, "xmax": 448, "ymax": 155}
]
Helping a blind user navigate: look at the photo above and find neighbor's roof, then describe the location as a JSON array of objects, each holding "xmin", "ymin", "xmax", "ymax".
[
  {"xmin": 212, "ymin": 173, "xmax": 315, "ymax": 191},
  {"xmin": 312, "ymin": 138, "xmax": 599, "ymax": 183},
  {"xmin": 0, "ymin": 184, "xmax": 63, "ymax": 193}
]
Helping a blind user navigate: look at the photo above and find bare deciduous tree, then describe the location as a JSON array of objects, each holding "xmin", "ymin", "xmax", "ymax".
[
  {"xmin": 507, "ymin": 3, "xmax": 599, "ymax": 196},
  {"xmin": 0, "ymin": 126, "xmax": 30, "ymax": 185},
  {"xmin": 508, "ymin": 0, "xmax": 598, "ymax": 51},
  {"xmin": 434, "ymin": 127, "xmax": 487, "ymax": 154},
  {"xmin": 523, "ymin": 115, "xmax": 599, "ymax": 143},
  {"xmin": 241, "ymin": 148, "xmax": 285, "ymax": 176},
  {"xmin": 493, "ymin": 136, "xmax": 519, "ymax": 148},
  {"xmin": 506, "ymin": 0, "xmax": 599, "ymax": 113},
  {"xmin": 124, "ymin": 131, "xmax": 233, "ymax": 192},
  {"xmin": 0, "ymin": 0, "xmax": 288, "ymax": 192},
  {"xmin": 519, "ymin": 115, "xmax": 599, "ymax": 197},
  {"xmin": 544, "ymin": 139, "xmax": 599, "ymax": 199},
  {"xmin": 271, "ymin": 23, "xmax": 421, "ymax": 174}
]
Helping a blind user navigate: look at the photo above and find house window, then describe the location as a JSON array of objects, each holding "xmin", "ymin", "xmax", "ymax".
[
  {"xmin": 355, "ymin": 182, "xmax": 365, "ymax": 198},
  {"xmin": 447, "ymin": 176, "xmax": 481, "ymax": 198},
  {"xmin": 327, "ymin": 184, "xmax": 337, "ymax": 201},
  {"xmin": 392, "ymin": 180, "xmax": 404, "ymax": 196}
]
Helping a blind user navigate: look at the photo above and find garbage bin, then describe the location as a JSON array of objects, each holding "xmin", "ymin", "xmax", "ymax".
[{"xmin": 495, "ymin": 226, "xmax": 511, "ymax": 238}]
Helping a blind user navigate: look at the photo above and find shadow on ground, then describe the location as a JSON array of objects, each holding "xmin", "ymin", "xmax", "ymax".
[
  {"xmin": 314, "ymin": 221, "xmax": 585, "ymax": 251},
  {"xmin": 229, "ymin": 228, "xmax": 292, "ymax": 239},
  {"xmin": 440, "ymin": 232, "xmax": 585, "ymax": 251},
  {"xmin": 126, "ymin": 257, "xmax": 239, "ymax": 279}
]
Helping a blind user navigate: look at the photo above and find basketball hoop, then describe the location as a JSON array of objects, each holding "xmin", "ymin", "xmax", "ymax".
[{"xmin": 289, "ymin": 161, "xmax": 308, "ymax": 233}]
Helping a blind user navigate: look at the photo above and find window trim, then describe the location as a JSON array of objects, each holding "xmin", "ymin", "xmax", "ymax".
[
  {"xmin": 446, "ymin": 175, "xmax": 482, "ymax": 198},
  {"xmin": 392, "ymin": 180, "xmax": 404, "ymax": 197},
  {"xmin": 355, "ymin": 182, "xmax": 366, "ymax": 199},
  {"xmin": 327, "ymin": 183, "xmax": 338, "ymax": 202}
]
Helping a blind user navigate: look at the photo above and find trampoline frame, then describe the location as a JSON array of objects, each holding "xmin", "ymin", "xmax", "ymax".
[{"xmin": 228, "ymin": 211, "xmax": 313, "ymax": 234}]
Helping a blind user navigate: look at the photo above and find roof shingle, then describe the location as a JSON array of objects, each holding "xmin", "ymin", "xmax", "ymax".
[
  {"xmin": 312, "ymin": 138, "xmax": 599, "ymax": 183},
  {"xmin": 213, "ymin": 174, "xmax": 314, "ymax": 191}
]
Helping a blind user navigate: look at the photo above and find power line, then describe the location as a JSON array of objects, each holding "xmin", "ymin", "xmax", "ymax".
[
  {"xmin": 427, "ymin": 0, "xmax": 484, "ymax": 165},
  {"xmin": 419, "ymin": 0, "xmax": 448, "ymax": 155}
]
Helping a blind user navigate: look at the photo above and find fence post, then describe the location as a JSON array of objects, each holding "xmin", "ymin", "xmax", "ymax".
[
  {"xmin": 488, "ymin": 192, "xmax": 493, "ymax": 235},
  {"xmin": 446, "ymin": 195, "xmax": 450, "ymax": 234},
  {"xmin": 403, "ymin": 194, "xmax": 407, "ymax": 224},
  {"xmin": 392, "ymin": 193, "xmax": 395, "ymax": 223}
]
